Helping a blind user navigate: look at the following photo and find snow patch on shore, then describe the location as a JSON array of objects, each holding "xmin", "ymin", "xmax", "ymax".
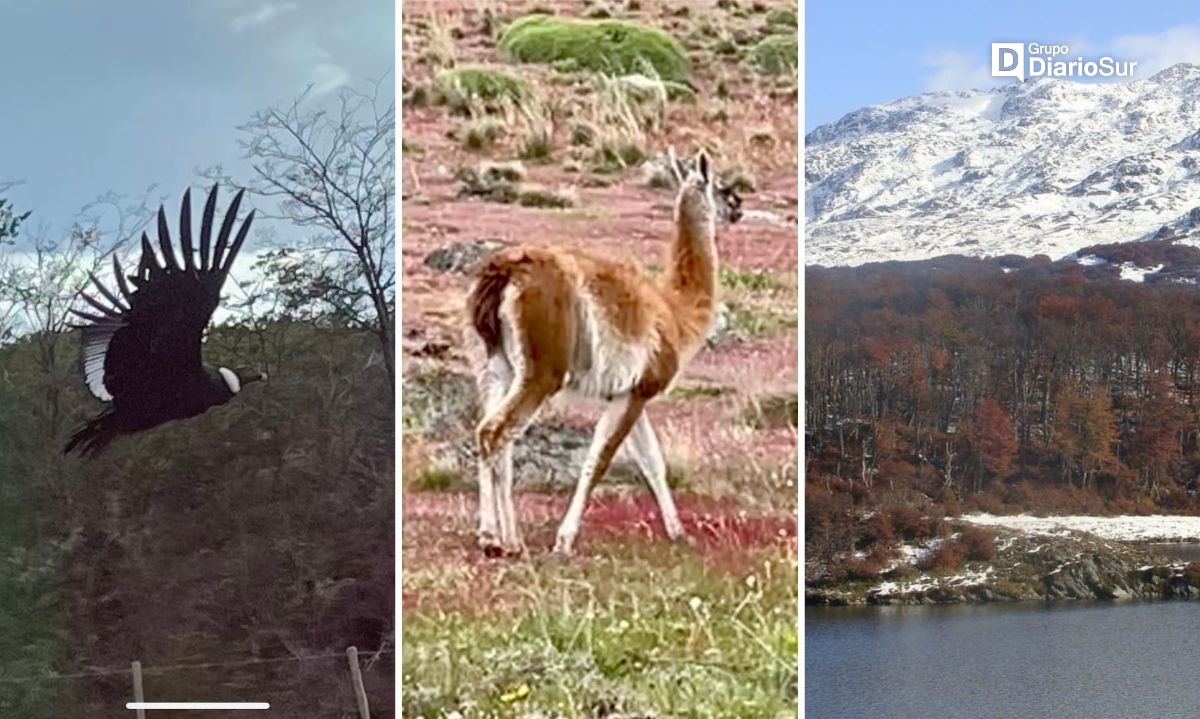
[
  {"xmin": 870, "ymin": 566, "xmax": 993, "ymax": 598},
  {"xmin": 962, "ymin": 513, "xmax": 1200, "ymax": 543}
]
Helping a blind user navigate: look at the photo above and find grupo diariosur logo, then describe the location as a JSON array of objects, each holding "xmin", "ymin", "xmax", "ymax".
[{"xmin": 991, "ymin": 43, "xmax": 1137, "ymax": 82}]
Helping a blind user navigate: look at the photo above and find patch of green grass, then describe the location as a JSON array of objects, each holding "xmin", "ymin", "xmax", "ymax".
[
  {"xmin": 743, "ymin": 393, "xmax": 799, "ymax": 430},
  {"xmin": 436, "ymin": 65, "xmax": 529, "ymax": 113},
  {"xmin": 614, "ymin": 73, "xmax": 696, "ymax": 104},
  {"xmin": 404, "ymin": 84, "xmax": 431, "ymax": 107},
  {"xmin": 721, "ymin": 267, "xmax": 785, "ymax": 292},
  {"xmin": 726, "ymin": 169, "xmax": 757, "ymax": 193},
  {"xmin": 403, "ymin": 543, "xmax": 797, "ymax": 718},
  {"xmin": 667, "ymin": 383, "xmax": 728, "ymax": 401},
  {"xmin": 714, "ymin": 36, "xmax": 740, "ymax": 57},
  {"xmin": 517, "ymin": 185, "xmax": 577, "ymax": 209},
  {"xmin": 401, "ymin": 137, "xmax": 424, "ymax": 156},
  {"xmin": 412, "ymin": 464, "xmax": 461, "ymax": 492},
  {"xmin": 568, "ymin": 121, "xmax": 598, "ymax": 147},
  {"xmin": 726, "ymin": 302, "xmax": 796, "ymax": 338},
  {"xmin": 579, "ymin": 174, "xmax": 615, "ymax": 188},
  {"xmin": 603, "ymin": 459, "xmax": 689, "ymax": 489},
  {"xmin": 500, "ymin": 14, "xmax": 693, "ymax": 84},
  {"xmin": 666, "ymin": 462, "xmax": 689, "ymax": 490},
  {"xmin": 749, "ymin": 33, "xmax": 797, "ymax": 76},
  {"xmin": 458, "ymin": 117, "xmax": 506, "ymax": 150},
  {"xmin": 481, "ymin": 161, "xmax": 528, "ymax": 183},
  {"xmin": 765, "ymin": 7, "xmax": 798, "ymax": 28},
  {"xmin": 456, "ymin": 161, "xmax": 527, "ymax": 203},
  {"xmin": 592, "ymin": 142, "xmax": 647, "ymax": 173},
  {"xmin": 517, "ymin": 126, "xmax": 554, "ymax": 161}
]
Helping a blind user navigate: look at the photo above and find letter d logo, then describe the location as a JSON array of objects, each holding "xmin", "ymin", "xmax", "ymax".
[{"xmin": 991, "ymin": 42, "xmax": 1025, "ymax": 81}]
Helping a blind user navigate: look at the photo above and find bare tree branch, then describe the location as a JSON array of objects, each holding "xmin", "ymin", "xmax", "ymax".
[{"xmin": 205, "ymin": 78, "xmax": 395, "ymax": 384}]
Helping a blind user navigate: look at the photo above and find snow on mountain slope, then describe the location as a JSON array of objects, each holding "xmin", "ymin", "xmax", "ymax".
[{"xmin": 806, "ymin": 63, "xmax": 1200, "ymax": 266}]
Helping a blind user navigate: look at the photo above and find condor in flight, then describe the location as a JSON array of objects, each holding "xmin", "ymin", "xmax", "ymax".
[{"xmin": 65, "ymin": 185, "xmax": 267, "ymax": 456}]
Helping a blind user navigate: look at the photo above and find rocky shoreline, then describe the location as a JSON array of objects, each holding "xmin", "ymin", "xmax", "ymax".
[{"xmin": 807, "ymin": 524, "xmax": 1200, "ymax": 606}]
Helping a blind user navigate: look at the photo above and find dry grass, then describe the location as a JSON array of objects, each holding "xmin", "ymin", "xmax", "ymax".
[
  {"xmin": 504, "ymin": 92, "xmax": 558, "ymax": 161},
  {"xmin": 425, "ymin": 12, "xmax": 460, "ymax": 69}
]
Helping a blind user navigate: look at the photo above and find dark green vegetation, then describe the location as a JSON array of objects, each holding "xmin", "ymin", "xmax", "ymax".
[
  {"xmin": 436, "ymin": 65, "xmax": 529, "ymax": 113},
  {"xmin": 0, "ymin": 323, "xmax": 392, "ymax": 715},
  {"xmin": 499, "ymin": 15, "xmax": 692, "ymax": 84},
  {"xmin": 749, "ymin": 33, "xmax": 797, "ymax": 75}
]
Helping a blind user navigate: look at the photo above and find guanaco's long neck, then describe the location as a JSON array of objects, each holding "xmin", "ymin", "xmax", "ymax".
[{"xmin": 663, "ymin": 204, "xmax": 718, "ymax": 347}]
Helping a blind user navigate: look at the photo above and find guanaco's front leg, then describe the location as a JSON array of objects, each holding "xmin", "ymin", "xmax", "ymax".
[{"xmin": 554, "ymin": 394, "xmax": 648, "ymax": 555}]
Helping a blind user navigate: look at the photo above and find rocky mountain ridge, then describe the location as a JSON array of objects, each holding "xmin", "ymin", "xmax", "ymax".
[{"xmin": 806, "ymin": 63, "xmax": 1200, "ymax": 266}]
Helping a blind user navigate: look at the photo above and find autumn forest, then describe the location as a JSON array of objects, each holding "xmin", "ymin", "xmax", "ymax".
[{"xmin": 806, "ymin": 248, "xmax": 1200, "ymax": 573}]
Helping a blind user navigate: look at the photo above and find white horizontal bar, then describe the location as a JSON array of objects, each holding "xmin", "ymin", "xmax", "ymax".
[{"xmin": 127, "ymin": 703, "xmax": 270, "ymax": 710}]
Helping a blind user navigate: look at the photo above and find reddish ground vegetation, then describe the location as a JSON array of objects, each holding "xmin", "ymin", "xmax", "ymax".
[
  {"xmin": 402, "ymin": 491, "xmax": 796, "ymax": 614},
  {"xmin": 918, "ymin": 540, "xmax": 967, "ymax": 573},
  {"xmin": 958, "ymin": 525, "xmax": 998, "ymax": 561}
]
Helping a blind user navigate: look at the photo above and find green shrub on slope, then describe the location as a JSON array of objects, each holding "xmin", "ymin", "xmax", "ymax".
[{"xmin": 500, "ymin": 14, "xmax": 692, "ymax": 84}]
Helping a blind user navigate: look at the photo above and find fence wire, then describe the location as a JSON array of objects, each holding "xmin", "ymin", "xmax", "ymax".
[{"xmin": 0, "ymin": 648, "xmax": 394, "ymax": 685}]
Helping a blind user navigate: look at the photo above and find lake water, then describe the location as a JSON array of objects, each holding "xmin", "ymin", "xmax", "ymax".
[{"xmin": 807, "ymin": 600, "xmax": 1200, "ymax": 719}]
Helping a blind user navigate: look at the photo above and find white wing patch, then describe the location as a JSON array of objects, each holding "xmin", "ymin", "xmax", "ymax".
[
  {"xmin": 80, "ymin": 322, "xmax": 121, "ymax": 402},
  {"xmin": 218, "ymin": 367, "xmax": 241, "ymax": 394}
]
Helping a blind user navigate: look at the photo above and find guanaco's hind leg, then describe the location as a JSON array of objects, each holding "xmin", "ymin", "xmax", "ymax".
[
  {"xmin": 476, "ymin": 282, "xmax": 574, "ymax": 556},
  {"xmin": 555, "ymin": 394, "xmax": 648, "ymax": 555},
  {"xmin": 476, "ymin": 374, "xmax": 557, "ymax": 556},
  {"xmin": 626, "ymin": 412, "xmax": 687, "ymax": 541},
  {"xmin": 475, "ymin": 352, "xmax": 513, "ymax": 555}
]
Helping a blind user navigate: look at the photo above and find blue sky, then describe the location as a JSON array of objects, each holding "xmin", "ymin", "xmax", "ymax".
[
  {"xmin": 1, "ymin": 1, "xmax": 392, "ymax": 246},
  {"xmin": 806, "ymin": 0, "xmax": 1200, "ymax": 130}
]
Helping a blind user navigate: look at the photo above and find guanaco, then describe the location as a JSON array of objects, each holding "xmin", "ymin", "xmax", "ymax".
[{"xmin": 466, "ymin": 148, "xmax": 735, "ymax": 556}]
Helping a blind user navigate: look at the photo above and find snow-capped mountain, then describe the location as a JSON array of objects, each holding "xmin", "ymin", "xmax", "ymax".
[{"xmin": 806, "ymin": 63, "xmax": 1200, "ymax": 266}]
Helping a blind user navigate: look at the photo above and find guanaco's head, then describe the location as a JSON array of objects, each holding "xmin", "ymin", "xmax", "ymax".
[
  {"xmin": 664, "ymin": 148, "xmax": 742, "ymax": 225},
  {"xmin": 668, "ymin": 147, "xmax": 720, "ymax": 238},
  {"xmin": 716, "ymin": 182, "xmax": 743, "ymax": 224}
]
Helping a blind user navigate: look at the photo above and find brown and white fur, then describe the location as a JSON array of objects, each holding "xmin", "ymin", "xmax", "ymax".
[{"xmin": 467, "ymin": 149, "xmax": 725, "ymax": 556}]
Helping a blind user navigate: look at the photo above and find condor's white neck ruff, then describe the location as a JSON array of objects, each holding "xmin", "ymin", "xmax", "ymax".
[{"xmin": 218, "ymin": 367, "xmax": 241, "ymax": 394}]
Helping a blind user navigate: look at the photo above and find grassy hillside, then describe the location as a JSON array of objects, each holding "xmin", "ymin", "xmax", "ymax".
[{"xmin": 0, "ymin": 322, "xmax": 393, "ymax": 716}]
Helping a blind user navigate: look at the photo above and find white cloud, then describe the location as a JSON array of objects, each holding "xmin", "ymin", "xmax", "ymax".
[
  {"xmin": 921, "ymin": 50, "xmax": 999, "ymax": 92},
  {"xmin": 310, "ymin": 62, "xmax": 351, "ymax": 96},
  {"xmin": 1110, "ymin": 25, "xmax": 1200, "ymax": 76},
  {"xmin": 270, "ymin": 32, "xmax": 352, "ymax": 96},
  {"xmin": 1063, "ymin": 36, "xmax": 1093, "ymax": 56},
  {"xmin": 231, "ymin": 2, "xmax": 299, "ymax": 33}
]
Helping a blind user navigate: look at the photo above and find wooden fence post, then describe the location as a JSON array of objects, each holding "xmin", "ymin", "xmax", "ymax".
[
  {"xmin": 131, "ymin": 660, "xmax": 146, "ymax": 719},
  {"xmin": 346, "ymin": 646, "xmax": 370, "ymax": 719}
]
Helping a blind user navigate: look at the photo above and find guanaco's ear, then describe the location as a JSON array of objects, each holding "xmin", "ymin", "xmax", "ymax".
[
  {"xmin": 696, "ymin": 150, "xmax": 711, "ymax": 185},
  {"xmin": 667, "ymin": 146, "xmax": 685, "ymax": 185}
]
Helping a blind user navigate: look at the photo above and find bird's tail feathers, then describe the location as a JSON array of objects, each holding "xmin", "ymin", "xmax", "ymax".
[{"xmin": 64, "ymin": 410, "xmax": 121, "ymax": 457}]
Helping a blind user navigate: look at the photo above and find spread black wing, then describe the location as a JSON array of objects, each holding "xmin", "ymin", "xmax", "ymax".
[{"xmin": 71, "ymin": 185, "xmax": 255, "ymax": 404}]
